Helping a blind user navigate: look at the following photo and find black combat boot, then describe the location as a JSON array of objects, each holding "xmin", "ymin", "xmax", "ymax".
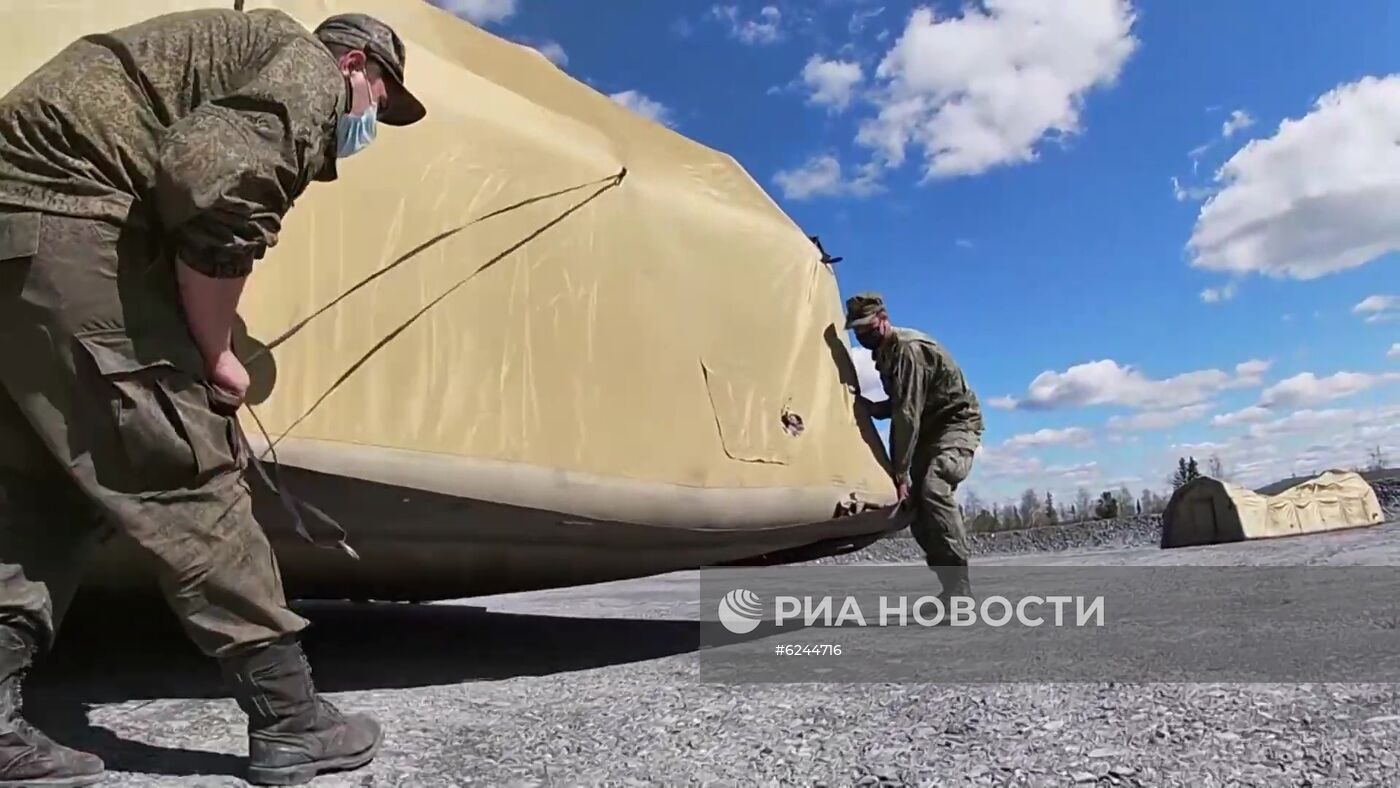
[
  {"xmin": 219, "ymin": 635, "xmax": 382, "ymax": 786},
  {"xmin": 0, "ymin": 624, "xmax": 105, "ymax": 787}
]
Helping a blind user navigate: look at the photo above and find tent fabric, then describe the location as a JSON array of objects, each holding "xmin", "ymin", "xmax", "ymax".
[
  {"xmin": 1161, "ymin": 471, "xmax": 1385, "ymax": 549},
  {"xmin": 0, "ymin": 0, "xmax": 896, "ymax": 526}
]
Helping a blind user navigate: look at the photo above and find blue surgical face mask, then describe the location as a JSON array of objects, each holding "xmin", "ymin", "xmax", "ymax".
[{"xmin": 336, "ymin": 103, "xmax": 377, "ymax": 158}]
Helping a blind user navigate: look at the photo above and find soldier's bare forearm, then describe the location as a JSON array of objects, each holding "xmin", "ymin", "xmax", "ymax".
[{"xmin": 176, "ymin": 261, "xmax": 247, "ymax": 368}]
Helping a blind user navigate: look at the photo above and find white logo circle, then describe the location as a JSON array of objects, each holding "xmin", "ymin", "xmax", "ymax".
[{"xmin": 718, "ymin": 588, "xmax": 763, "ymax": 634}]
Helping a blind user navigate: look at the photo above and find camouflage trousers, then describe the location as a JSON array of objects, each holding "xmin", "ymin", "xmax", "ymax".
[
  {"xmin": 909, "ymin": 446, "xmax": 975, "ymax": 567},
  {"xmin": 0, "ymin": 208, "xmax": 307, "ymax": 657}
]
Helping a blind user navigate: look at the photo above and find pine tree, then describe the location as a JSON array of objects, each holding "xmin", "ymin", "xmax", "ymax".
[
  {"xmin": 1172, "ymin": 456, "xmax": 1203, "ymax": 489},
  {"xmin": 1095, "ymin": 491, "xmax": 1119, "ymax": 519},
  {"xmin": 1172, "ymin": 457, "xmax": 1189, "ymax": 489}
]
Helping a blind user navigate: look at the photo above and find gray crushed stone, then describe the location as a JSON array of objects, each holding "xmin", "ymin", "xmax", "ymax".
[
  {"xmin": 1373, "ymin": 478, "xmax": 1400, "ymax": 522},
  {"xmin": 24, "ymin": 477, "xmax": 1400, "ymax": 786},
  {"xmin": 45, "ymin": 641, "xmax": 1400, "ymax": 787},
  {"xmin": 811, "ymin": 515, "xmax": 1164, "ymax": 566},
  {"xmin": 36, "ymin": 634, "xmax": 1400, "ymax": 787}
]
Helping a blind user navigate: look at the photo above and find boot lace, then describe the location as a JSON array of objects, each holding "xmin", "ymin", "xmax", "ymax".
[
  {"xmin": 1, "ymin": 672, "xmax": 61, "ymax": 752},
  {"xmin": 295, "ymin": 648, "xmax": 346, "ymax": 726}
]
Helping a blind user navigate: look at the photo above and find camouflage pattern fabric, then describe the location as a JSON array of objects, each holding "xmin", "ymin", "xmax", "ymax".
[
  {"xmin": 0, "ymin": 210, "xmax": 308, "ymax": 658},
  {"xmin": 874, "ymin": 326, "xmax": 984, "ymax": 483},
  {"xmin": 0, "ymin": 6, "xmax": 347, "ymax": 657},
  {"xmin": 874, "ymin": 326, "xmax": 984, "ymax": 566},
  {"xmin": 0, "ymin": 7, "xmax": 347, "ymax": 278},
  {"xmin": 910, "ymin": 445, "xmax": 975, "ymax": 566}
]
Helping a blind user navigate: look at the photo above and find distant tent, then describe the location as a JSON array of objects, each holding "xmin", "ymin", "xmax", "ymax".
[{"xmin": 1161, "ymin": 470, "xmax": 1384, "ymax": 548}]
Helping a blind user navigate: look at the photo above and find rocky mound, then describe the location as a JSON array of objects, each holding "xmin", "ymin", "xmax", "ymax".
[
  {"xmin": 812, "ymin": 477, "xmax": 1399, "ymax": 566},
  {"xmin": 972, "ymin": 515, "xmax": 1163, "ymax": 556},
  {"xmin": 809, "ymin": 515, "xmax": 1162, "ymax": 565},
  {"xmin": 1373, "ymin": 478, "xmax": 1400, "ymax": 521}
]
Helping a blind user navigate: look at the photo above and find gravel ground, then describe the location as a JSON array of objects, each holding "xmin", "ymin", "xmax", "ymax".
[{"xmin": 28, "ymin": 518, "xmax": 1400, "ymax": 787}]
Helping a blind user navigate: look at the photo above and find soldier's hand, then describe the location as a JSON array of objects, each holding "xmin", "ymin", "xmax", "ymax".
[
  {"xmin": 207, "ymin": 349, "xmax": 249, "ymax": 415},
  {"xmin": 891, "ymin": 478, "xmax": 910, "ymax": 516}
]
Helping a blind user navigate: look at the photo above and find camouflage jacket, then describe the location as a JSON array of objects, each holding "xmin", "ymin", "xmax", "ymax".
[
  {"xmin": 873, "ymin": 326, "xmax": 985, "ymax": 484},
  {"xmin": 0, "ymin": 8, "xmax": 347, "ymax": 277}
]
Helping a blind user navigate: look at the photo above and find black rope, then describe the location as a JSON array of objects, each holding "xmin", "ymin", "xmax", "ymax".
[
  {"xmin": 257, "ymin": 169, "xmax": 627, "ymax": 453},
  {"xmin": 809, "ymin": 234, "xmax": 843, "ymax": 265},
  {"xmin": 248, "ymin": 169, "xmax": 628, "ymax": 363},
  {"xmin": 235, "ymin": 169, "xmax": 628, "ymax": 557}
]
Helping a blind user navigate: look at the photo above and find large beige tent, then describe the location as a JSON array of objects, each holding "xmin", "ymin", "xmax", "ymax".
[
  {"xmin": 0, "ymin": 0, "xmax": 901, "ymax": 600},
  {"xmin": 1161, "ymin": 471, "xmax": 1385, "ymax": 549}
]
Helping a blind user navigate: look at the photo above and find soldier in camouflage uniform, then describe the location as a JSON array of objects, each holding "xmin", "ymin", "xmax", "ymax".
[
  {"xmin": 846, "ymin": 293, "xmax": 984, "ymax": 604},
  {"xmin": 0, "ymin": 8, "xmax": 425, "ymax": 785}
]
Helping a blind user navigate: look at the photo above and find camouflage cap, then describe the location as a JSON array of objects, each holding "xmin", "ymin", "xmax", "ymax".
[
  {"xmin": 844, "ymin": 292, "xmax": 886, "ymax": 329},
  {"xmin": 314, "ymin": 13, "xmax": 427, "ymax": 126}
]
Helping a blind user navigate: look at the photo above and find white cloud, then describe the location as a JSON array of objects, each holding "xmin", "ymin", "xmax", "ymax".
[
  {"xmin": 1168, "ymin": 403, "xmax": 1400, "ymax": 488},
  {"xmin": 712, "ymin": 5, "xmax": 782, "ymax": 45},
  {"xmin": 431, "ymin": 0, "xmax": 517, "ymax": 25},
  {"xmin": 773, "ymin": 155, "xmax": 883, "ymax": 200},
  {"xmin": 1107, "ymin": 404, "xmax": 1211, "ymax": 432},
  {"xmin": 801, "ymin": 56, "xmax": 864, "ymax": 112},
  {"xmin": 987, "ymin": 395, "xmax": 1019, "ymax": 410},
  {"xmin": 1188, "ymin": 75, "xmax": 1400, "ymax": 281},
  {"xmin": 1004, "ymin": 427, "xmax": 1094, "ymax": 449},
  {"xmin": 1170, "ymin": 440, "xmax": 1230, "ymax": 456},
  {"xmin": 998, "ymin": 457, "xmax": 1102, "ymax": 504},
  {"xmin": 995, "ymin": 357, "xmax": 1269, "ymax": 412},
  {"xmin": 849, "ymin": 346, "xmax": 885, "ymax": 399},
  {"xmin": 1257, "ymin": 370, "xmax": 1400, "ymax": 409},
  {"xmin": 1211, "ymin": 406, "xmax": 1272, "ymax": 428},
  {"xmin": 1353, "ymin": 294, "xmax": 1400, "ymax": 324},
  {"xmin": 849, "ymin": 5, "xmax": 886, "ymax": 34},
  {"xmin": 855, "ymin": 1, "xmax": 1138, "ymax": 179},
  {"xmin": 1390, "ymin": 343, "xmax": 1400, "ymax": 359},
  {"xmin": 608, "ymin": 90, "xmax": 676, "ymax": 128},
  {"xmin": 1245, "ymin": 407, "xmax": 1357, "ymax": 439},
  {"xmin": 1043, "ymin": 461, "xmax": 1099, "ymax": 484},
  {"xmin": 1235, "ymin": 359, "xmax": 1271, "ymax": 383},
  {"xmin": 974, "ymin": 445, "xmax": 1044, "ymax": 480},
  {"xmin": 531, "ymin": 40, "xmax": 568, "ymax": 66},
  {"xmin": 1173, "ymin": 176, "xmax": 1215, "ymax": 203},
  {"xmin": 1222, "ymin": 109, "xmax": 1254, "ymax": 137},
  {"xmin": 1200, "ymin": 282, "xmax": 1238, "ymax": 303}
]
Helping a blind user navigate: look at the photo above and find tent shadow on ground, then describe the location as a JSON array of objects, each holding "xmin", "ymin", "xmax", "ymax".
[{"xmin": 26, "ymin": 592, "xmax": 769, "ymax": 780}]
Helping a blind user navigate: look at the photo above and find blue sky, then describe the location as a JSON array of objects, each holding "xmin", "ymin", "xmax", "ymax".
[{"xmin": 429, "ymin": 0, "xmax": 1400, "ymax": 507}]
